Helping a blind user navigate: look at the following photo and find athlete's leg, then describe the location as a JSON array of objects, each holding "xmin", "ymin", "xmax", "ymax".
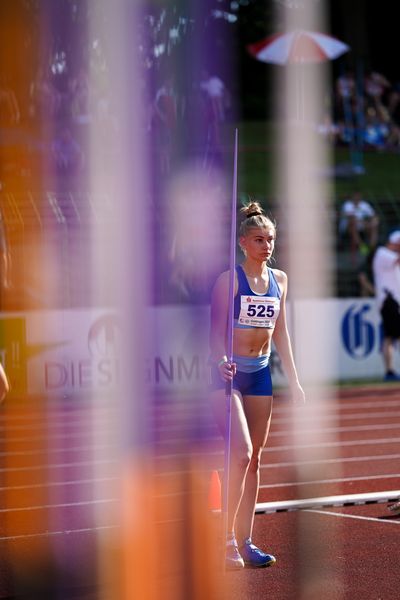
[
  {"xmin": 209, "ymin": 389, "xmax": 252, "ymax": 535},
  {"xmin": 235, "ymin": 394, "xmax": 273, "ymax": 543},
  {"xmin": 382, "ymin": 337, "xmax": 395, "ymax": 372}
]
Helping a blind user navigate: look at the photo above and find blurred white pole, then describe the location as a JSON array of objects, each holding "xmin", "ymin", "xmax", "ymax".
[
  {"xmin": 276, "ymin": 2, "xmax": 343, "ymax": 599},
  {"xmin": 88, "ymin": 1, "xmax": 152, "ymax": 598}
]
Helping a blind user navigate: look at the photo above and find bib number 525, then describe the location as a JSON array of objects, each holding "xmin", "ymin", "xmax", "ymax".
[{"xmin": 247, "ymin": 304, "xmax": 275, "ymax": 318}]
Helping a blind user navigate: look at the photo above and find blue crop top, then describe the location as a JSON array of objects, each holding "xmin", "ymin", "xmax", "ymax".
[{"xmin": 234, "ymin": 264, "xmax": 281, "ymax": 329}]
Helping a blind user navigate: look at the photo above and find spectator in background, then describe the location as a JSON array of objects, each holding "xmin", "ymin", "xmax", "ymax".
[
  {"xmin": 363, "ymin": 107, "xmax": 390, "ymax": 150},
  {"xmin": 372, "ymin": 230, "xmax": 400, "ymax": 382},
  {"xmin": 364, "ymin": 70, "xmax": 391, "ymax": 105},
  {"xmin": 335, "ymin": 69, "xmax": 356, "ymax": 118},
  {"xmin": 387, "ymin": 81, "xmax": 400, "ymax": 125},
  {"xmin": 317, "ymin": 111, "xmax": 340, "ymax": 144},
  {"xmin": 339, "ymin": 190, "xmax": 379, "ymax": 258},
  {"xmin": 336, "ymin": 118, "xmax": 355, "ymax": 146}
]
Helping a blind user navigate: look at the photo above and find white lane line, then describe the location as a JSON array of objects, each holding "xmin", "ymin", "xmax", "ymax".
[
  {"xmin": 153, "ymin": 437, "xmax": 400, "ymax": 462},
  {"xmin": 0, "ymin": 412, "xmax": 110, "ymax": 423},
  {"xmin": 260, "ymin": 473, "xmax": 400, "ymax": 489},
  {"xmin": 155, "ymin": 477, "xmax": 400, "ymax": 500},
  {"xmin": 1, "ymin": 432, "xmax": 114, "ymax": 444},
  {"xmin": 304, "ymin": 508, "xmax": 400, "ymax": 524},
  {"xmin": 1, "ymin": 422, "xmax": 399, "ymax": 449},
  {"xmin": 270, "ymin": 424, "xmax": 400, "ymax": 436},
  {"xmin": 0, "ymin": 390, "xmax": 399, "ymax": 421},
  {"xmin": 1, "ymin": 407, "xmax": 398, "ymax": 437},
  {"xmin": 1, "ymin": 402, "xmax": 397, "ymax": 428},
  {"xmin": 0, "ymin": 498, "xmax": 117, "ymax": 513},
  {"xmin": 0, "ymin": 458, "xmax": 116, "ymax": 473},
  {"xmin": 266, "ymin": 437, "xmax": 400, "ymax": 452},
  {"xmin": 0, "ymin": 525, "xmax": 117, "ymax": 542},
  {"xmin": 273, "ymin": 400, "xmax": 400, "ymax": 413},
  {"xmin": 0, "ymin": 423, "xmax": 112, "ymax": 433},
  {"xmin": 154, "ymin": 453, "xmax": 400, "ymax": 478},
  {"xmin": 2, "ymin": 401, "xmax": 398, "ymax": 423},
  {"xmin": 0, "ymin": 444, "xmax": 114, "ymax": 457},
  {"xmin": 150, "ymin": 397, "xmax": 400, "ymax": 418},
  {"xmin": 255, "ymin": 490, "xmax": 400, "ymax": 513},
  {"xmin": 152, "ymin": 424, "xmax": 400, "ymax": 447},
  {"xmin": 262, "ymin": 453, "xmax": 400, "ymax": 469},
  {"xmin": 152, "ymin": 426, "xmax": 400, "ymax": 448},
  {"xmin": 2, "ymin": 454, "xmax": 392, "ymax": 484},
  {"xmin": 272, "ymin": 410, "xmax": 400, "ymax": 424},
  {"xmin": 147, "ymin": 414, "xmax": 400, "ymax": 436},
  {"xmin": 0, "ymin": 477, "xmax": 117, "ymax": 492}
]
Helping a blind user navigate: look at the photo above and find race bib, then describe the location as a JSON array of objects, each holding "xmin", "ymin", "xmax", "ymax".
[{"xmin": 238, "ymin": 295, "xmax": 280, "ymax": 328}]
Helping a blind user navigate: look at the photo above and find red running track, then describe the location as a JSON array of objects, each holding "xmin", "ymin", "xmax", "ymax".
[
  {"xmin": 0, "ymin": 384, "xmax": 399, "ymax": 599},
  {"xmin": 225, "ymin": 383, "xmax": 400, "ymax": 600}
]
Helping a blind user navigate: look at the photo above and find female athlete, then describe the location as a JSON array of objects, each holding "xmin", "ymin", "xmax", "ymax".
[{"xmin": 209, "ymin": 201, "xmax": 305, "ymax": 569}]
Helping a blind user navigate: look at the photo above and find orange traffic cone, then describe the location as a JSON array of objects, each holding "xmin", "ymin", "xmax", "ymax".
[{"xmin": 207, "ymin": 470, "xmax": 222, "ymax": 512}]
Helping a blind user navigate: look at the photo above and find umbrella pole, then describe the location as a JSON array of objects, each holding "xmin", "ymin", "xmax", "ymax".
[
  {"xmin": 222, "ymin": 128, "xmax": 238, "ymax": 568},
  {"xmin": 339, "ymin": 63, "xmax": 358, "ymax": 171},
  {"xmin": 355, "ymin": 60, "xmax": 365, "ymax": 174}
]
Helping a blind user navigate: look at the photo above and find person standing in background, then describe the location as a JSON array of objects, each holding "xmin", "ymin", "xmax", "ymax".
[
  {"xmin": 339, "ymin": 190, "xmax": 379, "ymax": 258},
  {"xmin": 357, "ymin": 245, "xmax": 376, "ymax": 297},
  {"xmin": 372, "ymin": 230, "xmax": 400, "ymax": 381}
]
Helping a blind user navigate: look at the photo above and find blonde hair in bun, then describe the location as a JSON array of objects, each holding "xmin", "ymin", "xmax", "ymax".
[{"xmin": 238, "ymin": 201, "xmax": 276, "ymax": 237}]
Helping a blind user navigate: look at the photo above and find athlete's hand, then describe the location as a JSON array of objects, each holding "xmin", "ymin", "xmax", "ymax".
[
  {"xmin": 218, "ymin": 361, "xmax": 237, "ymax": 382},
  {"xmin": 291, "ymin": 383, "xmax": 305, "ymax": 405}
]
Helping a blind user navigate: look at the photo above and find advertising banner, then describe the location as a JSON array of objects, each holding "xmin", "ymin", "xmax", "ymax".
[
  {"xmin": 0, "ymin": 299, "xmax": 394, "ymax": 397},
  {"xmin": 0, "ymin": 310, "xmax": 120, "ymax": 397}
]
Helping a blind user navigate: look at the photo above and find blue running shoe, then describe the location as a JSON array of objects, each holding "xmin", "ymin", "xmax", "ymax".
[
  {"xmin": 239, "ymin": 538, "xmax": 276, "ymax": 568},
  {"xmin": 384, "ymin": 371, "xmax": 400, "ymax": 382},
  {"xmin": 225, "ymin": 538, "xmax": 244, "ymax": 570}
]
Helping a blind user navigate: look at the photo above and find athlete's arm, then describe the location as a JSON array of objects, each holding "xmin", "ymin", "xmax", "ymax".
[
  {"xmin": 272, "ymin": 270, "xmax": 305, "ymax": 404},
  {"xmin": 209, "ymin": 271, "xmax": 236, "ymax": 381}
]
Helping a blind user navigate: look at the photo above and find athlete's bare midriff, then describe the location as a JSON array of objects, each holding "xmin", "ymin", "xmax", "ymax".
[{"xmin": 232, "ymin": 326, "xmax": 274, "ymax": 357}]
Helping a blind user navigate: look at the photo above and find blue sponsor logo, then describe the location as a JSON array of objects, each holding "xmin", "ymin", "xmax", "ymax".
[{"xmin": 342, "ymin": 304, "xmax": 375, "ymax": 359}]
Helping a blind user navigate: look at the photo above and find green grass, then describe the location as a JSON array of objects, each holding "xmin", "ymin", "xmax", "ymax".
[
  {"xmin": 224, "ymin": 120, "xmax": 400, "ymax": 204},
  {"xmin": 334, "ymin": 147, "xmax": 400, "ymax": 199}
]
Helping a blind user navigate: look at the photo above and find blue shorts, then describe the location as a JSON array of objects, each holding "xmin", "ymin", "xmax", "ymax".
[{"xmin": 209, "ymin": 363, "xmax": 273, "ymax": 396}]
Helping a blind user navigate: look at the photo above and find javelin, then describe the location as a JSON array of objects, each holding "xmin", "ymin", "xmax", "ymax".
[{"xmin": 222, "ymin": 128, "xmax": 238, "ymax": 561}]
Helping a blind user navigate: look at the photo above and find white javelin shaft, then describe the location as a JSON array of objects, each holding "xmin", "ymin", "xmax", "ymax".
[{"xmin": 222, "ymin": 128, "xmax": 238, "ymax": 550}]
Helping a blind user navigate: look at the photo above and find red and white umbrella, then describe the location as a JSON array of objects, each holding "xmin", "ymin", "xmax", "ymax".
[{"xmin": 247, "ymin": 30, "xmax": 349, "ymax": 65}]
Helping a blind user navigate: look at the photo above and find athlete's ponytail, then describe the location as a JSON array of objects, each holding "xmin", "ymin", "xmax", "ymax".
[{"xmin": 239, "ymin": 201, "xmax": 275, "ymax": 237}]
